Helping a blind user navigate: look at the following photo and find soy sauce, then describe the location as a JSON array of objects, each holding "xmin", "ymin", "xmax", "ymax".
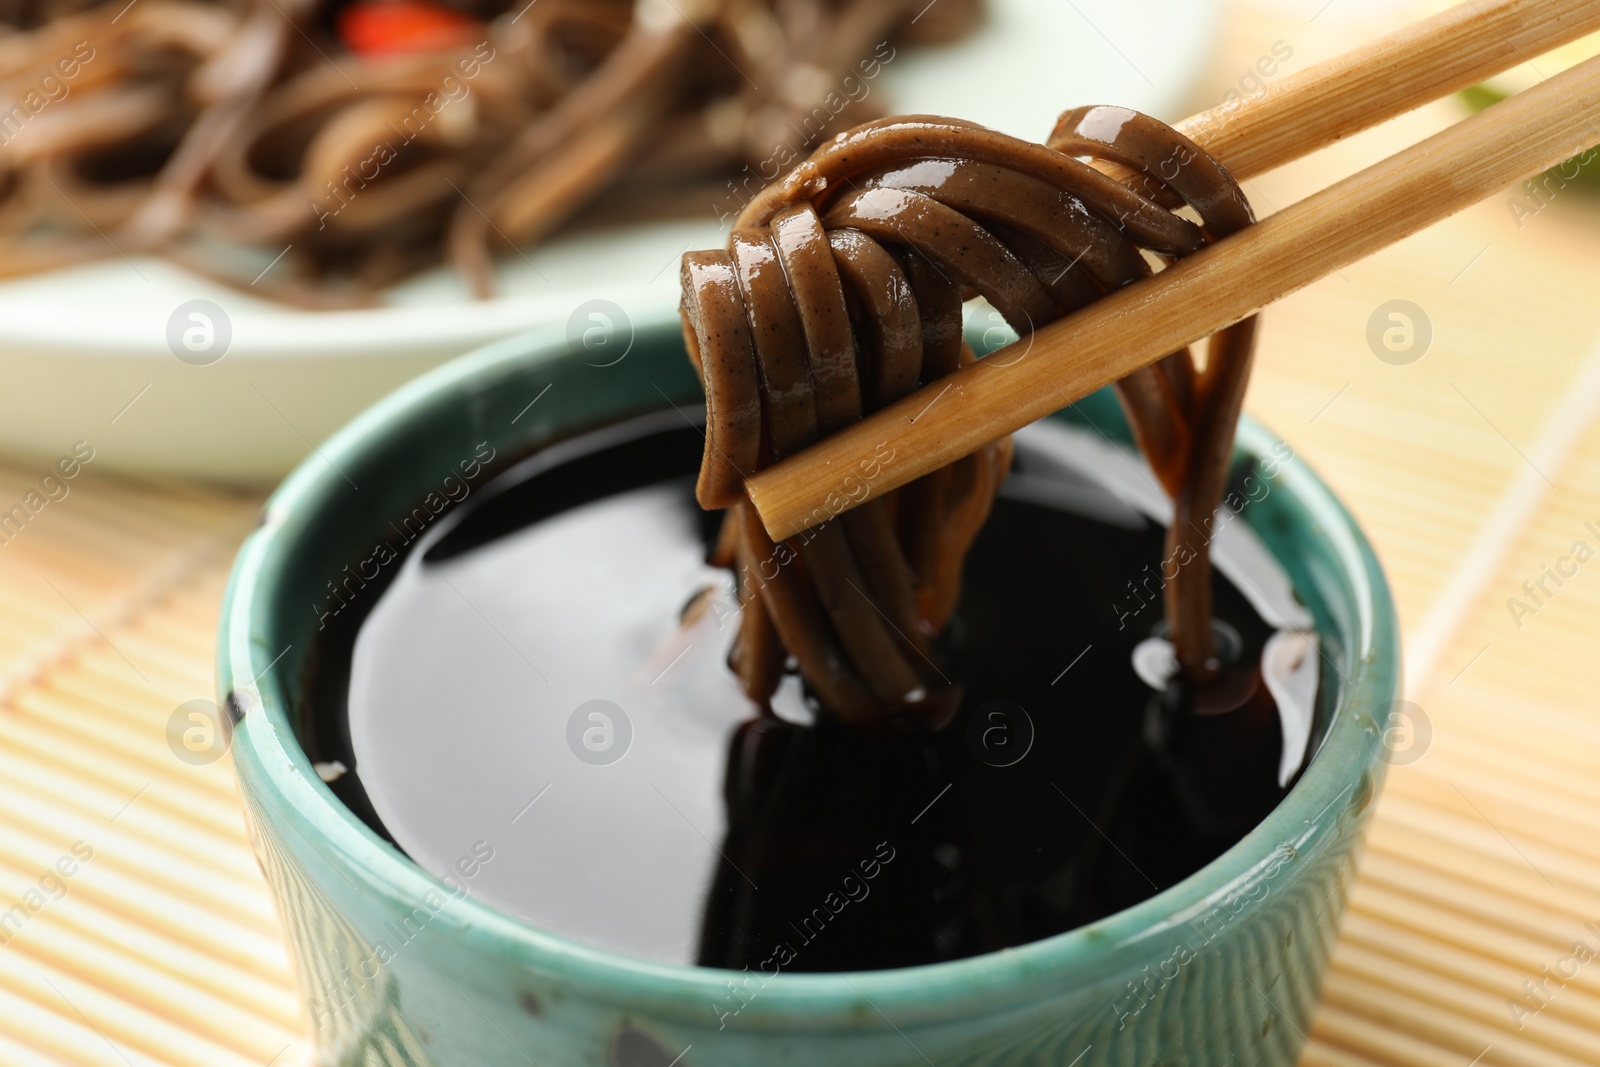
[{"xmin": 303, "ymin": 411, "xmax": 1319, "ymax": 972}]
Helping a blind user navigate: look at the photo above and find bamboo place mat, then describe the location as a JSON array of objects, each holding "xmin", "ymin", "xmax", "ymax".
[{"xmin": 4, "ymin": 4, "xmax": 1600, "ymax": 1065}]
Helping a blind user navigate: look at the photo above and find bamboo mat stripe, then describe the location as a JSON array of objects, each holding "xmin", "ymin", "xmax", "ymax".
[
  {"xmin": 3, "ymin": 4, "xmax": 1600, "ymax": 1065},
  {"xmin": 1401, "ymin": 339, "xmax": 1600, "ymax": 687}
]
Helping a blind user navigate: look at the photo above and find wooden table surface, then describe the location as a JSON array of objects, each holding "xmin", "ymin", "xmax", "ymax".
[{"xmin": 2, "ymin": 3, "xmax": 1599, "ymax": 1064}]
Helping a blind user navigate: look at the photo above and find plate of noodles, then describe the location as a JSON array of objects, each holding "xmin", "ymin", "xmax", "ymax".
[{"xmin": 0, "ymin": 0, "xmax": 1217, "ymax": 480}]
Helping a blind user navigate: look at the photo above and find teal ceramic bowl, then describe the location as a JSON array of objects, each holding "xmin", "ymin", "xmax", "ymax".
[{"xmin": 219, "ymin": 310, "xmax": 1399, "ymax": 1067}]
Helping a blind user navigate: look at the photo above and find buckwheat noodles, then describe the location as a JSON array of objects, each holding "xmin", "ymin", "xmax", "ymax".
[
  {"xmin": 0, "ymin": 0, "xmax": 980, "ymax": 305},
  {"xmin": 679, "ymin": 107, "xmax": 1257, "ymax": 726}
]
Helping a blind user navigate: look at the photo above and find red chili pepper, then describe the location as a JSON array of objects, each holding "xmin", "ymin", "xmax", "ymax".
[{"xmin": 338, "ymin": 0, "xmax": 482, "ymax": 56}]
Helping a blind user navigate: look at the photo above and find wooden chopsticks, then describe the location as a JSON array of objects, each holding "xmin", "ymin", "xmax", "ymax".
[
  {"xmin": 744, "ymin": 0, "xmax": 1600, "ymax": 542},
  {"xmin": 1173, "ymin": 0, "xmax": 1600, "ymax": 186}
]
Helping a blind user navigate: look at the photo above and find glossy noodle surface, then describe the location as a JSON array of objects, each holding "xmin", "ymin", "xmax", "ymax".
[{"xmin": 679, "ymin": 106, "xmax": 1259, "ymax": 720}]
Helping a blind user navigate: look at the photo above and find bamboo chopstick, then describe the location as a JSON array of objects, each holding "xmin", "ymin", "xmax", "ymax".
[
  {"xmin": 744, "ymin": 8, "xmax": 1600, "ymax": 542},
  {"xmin": 1168, "ymin": 0, "xmax": 1600, "ymax": 185}
]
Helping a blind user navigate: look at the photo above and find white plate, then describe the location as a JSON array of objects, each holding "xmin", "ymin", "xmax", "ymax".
[{"xmin": 0, "ymin": 0, "xmax": 1217, "ymax": 482}]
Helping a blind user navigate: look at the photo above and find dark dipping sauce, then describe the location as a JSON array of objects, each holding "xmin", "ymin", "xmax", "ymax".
[{"xmin": 307, "ymin": 410, "xmax": 1320, "ymax": 973}]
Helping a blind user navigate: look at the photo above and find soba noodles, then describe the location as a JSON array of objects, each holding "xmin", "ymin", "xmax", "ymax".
[
  {"xmin": 0, "ymin": 0, "xmax": 979, "ymax": 305},
  {"xmin": 679, "ymin": 107, "xmax": 1258, "ymax": 727}
]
